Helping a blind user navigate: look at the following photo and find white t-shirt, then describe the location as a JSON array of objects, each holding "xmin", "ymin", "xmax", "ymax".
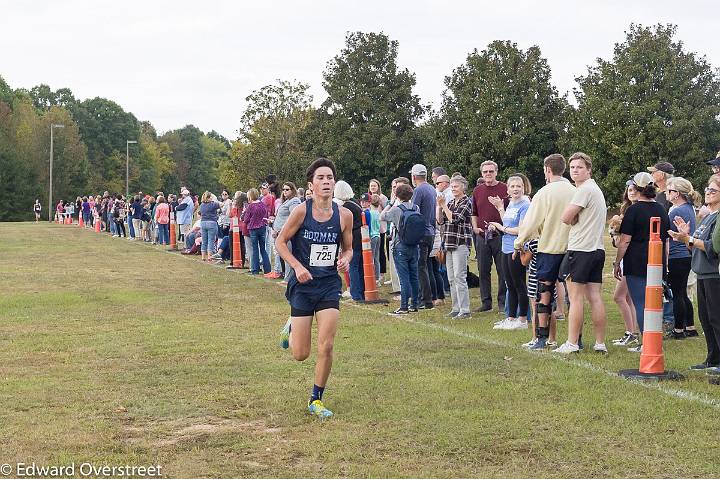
[{"xmin": 568, "ymin": 179, "xmax": 607, "ymax": 251}]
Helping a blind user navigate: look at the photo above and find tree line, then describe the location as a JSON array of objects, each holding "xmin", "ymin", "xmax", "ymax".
[{"xmin": 2, "ymin": 23, "xmax": 719, "ymax": 221}]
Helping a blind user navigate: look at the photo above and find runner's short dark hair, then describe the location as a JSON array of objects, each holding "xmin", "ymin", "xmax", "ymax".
[{"xmin": 306, "ymin": 158, "xmax": 337, "ymax": 183}]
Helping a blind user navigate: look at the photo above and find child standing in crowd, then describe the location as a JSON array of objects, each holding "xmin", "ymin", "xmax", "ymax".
[
  {"xmin": 33, "ymin": 199, "xmax": 41, "ymax": 222},
  {"xmin": 361, "ymin": 193, "xmax": 382, "ymax": 283},
  {"xmin": 381, "ymin": 183, "xmax": 421, "ymax": 314}
]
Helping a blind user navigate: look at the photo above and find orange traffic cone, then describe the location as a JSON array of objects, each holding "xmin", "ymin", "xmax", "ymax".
[
  {"xmin": 619, "ymin": 217, "xmax": 683, "ymax": 381},
  {"xmin": 360, "ymin": 213, "xmax": 386, "ymax": 303},
  {"xmin": 227, "ymin": 213, "xmax": 244, "ymax": 269},
  {"xmin": 94, "ymin": 217, "xmax": 101, "ymax": 233},
  {"xmin": 78, "ymin": 215, "xmax": 84, "ymax": 228},
  {"xmin": 169, "ymin": 212, "xmax": 177, "ymax": 251}
]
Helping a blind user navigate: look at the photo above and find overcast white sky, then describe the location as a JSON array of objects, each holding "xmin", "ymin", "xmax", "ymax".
[{"xmin": 1, "ymin": 0, "xmax": 718, "ymax": 140}]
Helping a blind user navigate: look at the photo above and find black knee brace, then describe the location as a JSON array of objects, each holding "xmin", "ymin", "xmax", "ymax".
[
  {"xmin": 536, "ymin": 302, "xmax": 552, "ymax": 315},
  {"xmin": 537, "ymin": 281, "xmax": 555, "ymax": 299}
]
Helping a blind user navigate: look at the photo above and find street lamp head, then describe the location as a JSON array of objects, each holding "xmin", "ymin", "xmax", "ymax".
[
  {"xmin": 51, "ymin": 124, "xmax": 65, "ymax": 128},
  {"xmin": 127, "ymin": 140, "xmax": 138, "ymax": 144}
]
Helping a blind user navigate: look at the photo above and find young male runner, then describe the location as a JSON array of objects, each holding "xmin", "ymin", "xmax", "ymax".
[{"xmin": 275, "ymin": 158, "xmax": 353, "ymax": 419}]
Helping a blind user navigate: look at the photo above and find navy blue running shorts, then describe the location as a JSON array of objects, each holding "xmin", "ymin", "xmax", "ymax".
[
  {"xmin": 534, "ymin": 253, "xmax": 565, "ymax": 283},
  {"xmin": 286, "ymin": 275, "xmax": 342, "ymax": 317}
]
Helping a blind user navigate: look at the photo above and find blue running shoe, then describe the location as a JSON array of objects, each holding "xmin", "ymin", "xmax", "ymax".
[
  {"xmin": 308, "ymin": 399, "xmax": 333, "ymax": 419},
  {"xmin": 279, "ymin": 318, "xmax": 291, "ymax": 349},
  {"xmin": 528, "ymin": 336, "xmax": 547, "ymax": 351}
]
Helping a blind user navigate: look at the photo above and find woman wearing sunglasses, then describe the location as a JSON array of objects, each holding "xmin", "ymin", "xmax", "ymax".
[{"xmin": 669, "ymin": 175, "xmax": 720, "ymax": 372}]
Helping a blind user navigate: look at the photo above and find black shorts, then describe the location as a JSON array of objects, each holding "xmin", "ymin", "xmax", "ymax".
[
  {"xmin": 535, "ymin": 253, "xmax": 565, "ymax": 282},
  {"xmin": 291, "ymin": 300, "xmax": 340, "ymax": 318},
  {"xmin": 286, "ymin": 275, "xmax": 342, "ymax": 317},
  {"xmin": 565, "ymin": 250, "xmax": 605, "ymax": 284}
]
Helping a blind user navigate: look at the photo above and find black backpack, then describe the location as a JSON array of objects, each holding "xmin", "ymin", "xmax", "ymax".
[{"xmin": 397, "ymin": 204, "xmax": 426, "ymax": 246}]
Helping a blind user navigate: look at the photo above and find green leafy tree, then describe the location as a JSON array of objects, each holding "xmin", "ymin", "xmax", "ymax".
[
  {"xmin": 72, "ymin": 97, "xmax": 140, "ymax": 192},
  {"xmin": 159, "ymin": 125, "xmax": 221, "ymax": 193},
  {"xmin": 302, "ymin": 32, "xmax": 426, "ymax": 191},
  {"xmin": 0, "ymin": 101, "xmax": 36, "ymax": 220},
  {"xmin": 0, "ymin": 75, "xmax": 15, "ymax": 105},
  {"xmin": 565, "ymin": 24, "xmax": 720, "ymax": 204},
  {"xmin": 42, "ymin": 106, "xmax": 89, "ymax": 201},
  {"xmin": 218, "ymin": 141, "xmax": 250, "ymax": 191},
  {"xmin": 207, "ymin": 130, "xmax": 231, "ymax": 149},
  {"xmin": 130, "ymin": 133, "xmax": 173, "ymax": 195},
  {"xmin": 219, "ymin": 80, "xmax": 315, "ymax": 190},
  {"xmin": 428, "ymin": 40, "xmax": 567, "ymax": 187}
]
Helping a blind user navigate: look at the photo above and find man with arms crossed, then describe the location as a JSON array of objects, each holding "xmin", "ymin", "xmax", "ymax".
[
  {"xmin": 276, "ymin": 158, "xmax": 353, "ymax": 419},
  {"xmin": 554, "ymin": 152, "xmax": 608, "ymax": 354},
  {"xmin": 514, "ymin": 154, "xmax": 576, "ymax": 350}
]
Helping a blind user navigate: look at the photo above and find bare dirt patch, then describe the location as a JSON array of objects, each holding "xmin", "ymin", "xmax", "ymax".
[{"xmin": 121, "ymin": 416, "xmax": 283, "ymax": 448}]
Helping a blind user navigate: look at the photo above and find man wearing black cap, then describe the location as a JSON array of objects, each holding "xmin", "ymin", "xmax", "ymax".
[
  {"xmin": 706, "ymin": 151, "xmax": 720, "ymax": 175},
  {"xmin": 647, "ymin": 161, "xmax": 675, "ymax": 212}
]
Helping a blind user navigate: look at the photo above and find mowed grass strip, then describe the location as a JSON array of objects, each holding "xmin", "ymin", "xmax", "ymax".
[{"xmin": 1, "ymin": 222, "xmax": 719, "ymax": 478}]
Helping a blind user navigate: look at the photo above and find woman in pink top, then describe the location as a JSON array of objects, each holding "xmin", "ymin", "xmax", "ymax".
[{"xmin": 154, "ymin": 195, "xmax": 171, "ymax": 245}]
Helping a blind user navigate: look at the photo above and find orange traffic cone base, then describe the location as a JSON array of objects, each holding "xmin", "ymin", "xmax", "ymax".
[{"xmin": 618, "ymin": 369, "xmax": 684, "ymax": 381}]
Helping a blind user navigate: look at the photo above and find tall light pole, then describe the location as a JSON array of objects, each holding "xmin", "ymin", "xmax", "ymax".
[
  {"xmin": 49, "ymin": 124, "xmax": 65, "ymax": 221},
  {"xmin": 126, "ymin": 140, "xmax": 137, "ymax": 200}
]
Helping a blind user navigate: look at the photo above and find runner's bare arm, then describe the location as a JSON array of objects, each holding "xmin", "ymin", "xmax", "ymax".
[{"xmin": 336, "ymin": 208, "xmax": 353, "ymax": 273}]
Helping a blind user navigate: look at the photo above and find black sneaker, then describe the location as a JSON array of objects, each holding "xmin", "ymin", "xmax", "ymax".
[
  {"xmin": 391, "ymin": 308, "xmax": 409, "ymax": 315},
  {"xmin": 408, "ymin": 306, "xmax": 418, "ymax": 313},
  {"xmin": 418, "ymin": 303, "xmax": 434, "ymax": 310},
  {"xmin": 666, "ymin": 330, "xmax": 686, "ymax": 340},
  {"xmin": 456, "ymin": 312, "xmax": 472, "ymax": 319},
  {"xmin": 475, "ymin": 305, "xmax": 492, "ymax": 313},
  {"xmin": 685, "ymin": 329, "xmax": 699, "ymax": 338},
  {"xmin": 690, "ymin": 362, "xmax": 714, "ymax": 370}
]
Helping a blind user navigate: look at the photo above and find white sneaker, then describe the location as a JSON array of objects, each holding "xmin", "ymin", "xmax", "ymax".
[
  {"xmin": 493, "ymin": 318, "xmax": 512, "ymax": 330},
  {"xmin": 627, "ymin": 345, "xmax": 643, "ymax": 353},
  {"xmin": 546, "ymin": 340, "xmax": 557, "ymax": 348},
  {"xmin": 521, "ymin": 338, "xmax": 538, "ymax": 348},
  {"xmin": 341, "ymin": 290, "xmax": 351, "ymax": 299},
  {"xmin": 552, "ymin": 341, "xmax": 580, "ymax": 354},
  {"xmin": 507, "ymin": 320, "xmax": 528, "ymax": 331},
  {"xmin": 593, "ymin": 343, "xmax": 608, "ymax": 354},
  {"xmin": 494, "ymin": 317, "xmax": 511, "ymax": 327}
]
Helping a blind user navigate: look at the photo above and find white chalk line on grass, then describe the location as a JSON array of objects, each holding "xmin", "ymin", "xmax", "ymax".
[
  {"xmin": 345, "ymin": 301, "xmax": 720, "ymax": 411},
  {"xmin": 92, "ymin": 233, "xmax": 720, "ymax": 411}
]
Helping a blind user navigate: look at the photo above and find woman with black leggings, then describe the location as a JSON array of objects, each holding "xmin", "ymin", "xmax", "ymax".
[
  {"xmin": 666, "ymin": 177, "xmax": 700, "ymax": 339},
  {"xmin": 488, "ymin": 174, "xmax": 531, "ymax": 330}
]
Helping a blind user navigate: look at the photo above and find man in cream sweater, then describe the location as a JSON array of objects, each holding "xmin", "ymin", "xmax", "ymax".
[{"xmin": 514, "ymin": 154, "xmax": 576, "ymax": 350}]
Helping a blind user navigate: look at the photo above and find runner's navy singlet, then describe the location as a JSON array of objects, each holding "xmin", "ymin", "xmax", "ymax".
[{"xmin": 289, "ymin": 198, "xmax": 342, "ymax": 282}]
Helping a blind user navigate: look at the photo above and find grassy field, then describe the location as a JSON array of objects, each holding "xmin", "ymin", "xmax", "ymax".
[{"xmin": 1, "ymin": 221, "xmax": 720, "ymax": 478}]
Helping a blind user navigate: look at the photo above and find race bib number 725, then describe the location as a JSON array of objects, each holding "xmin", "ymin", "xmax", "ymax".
[{"xmin": 310, "ymin": 244, "xmax": 338, "ymax": 267}]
